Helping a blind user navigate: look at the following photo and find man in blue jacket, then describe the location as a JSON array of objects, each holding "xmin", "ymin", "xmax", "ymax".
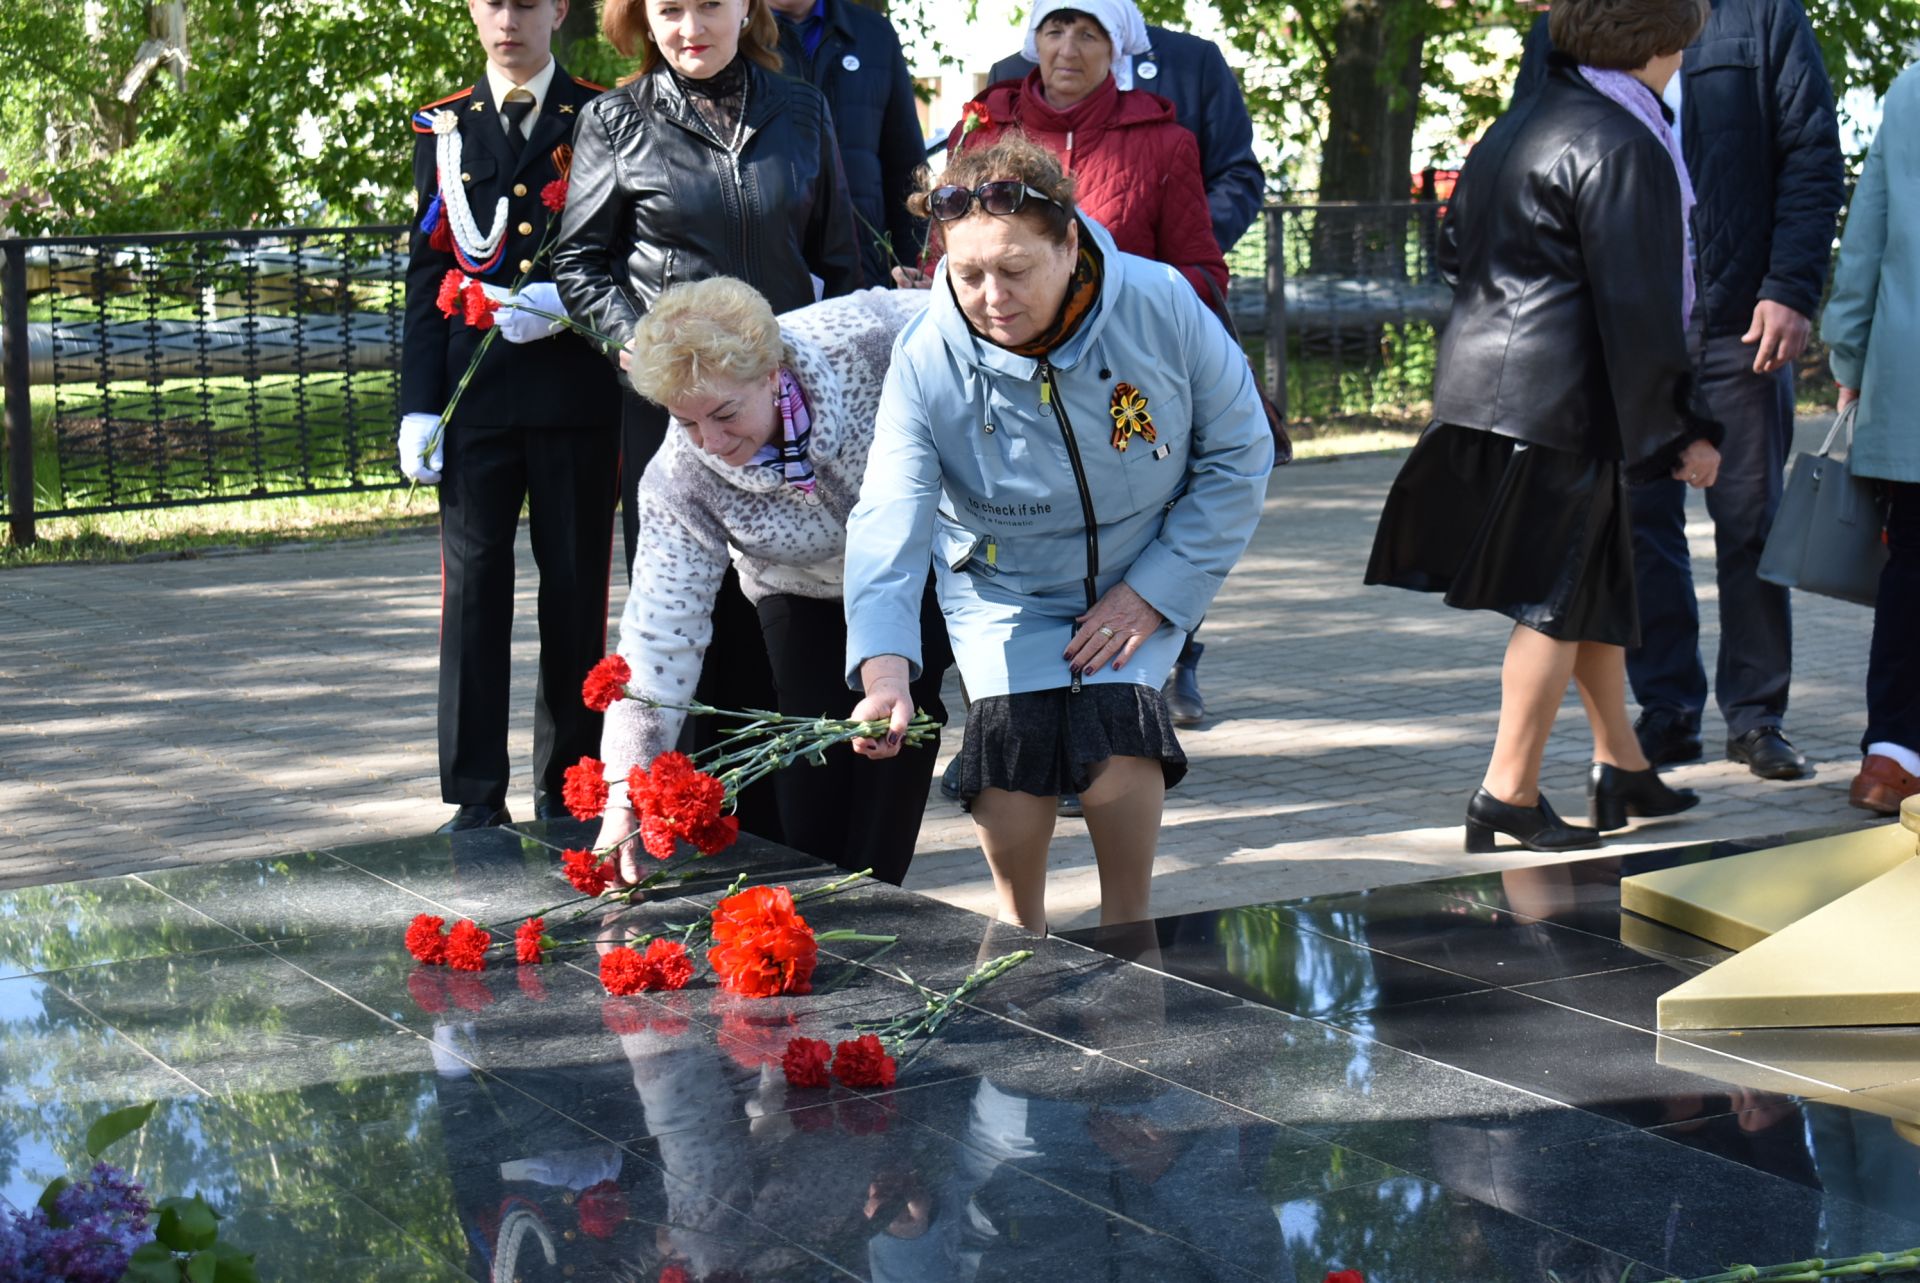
[
  {"xmin": 774, "ymin": 0, "xmax": 928, "ymax": 287},
  {"xmin": 1514, "ymin": 0, "xmax": 1844, "ymax": 781}
]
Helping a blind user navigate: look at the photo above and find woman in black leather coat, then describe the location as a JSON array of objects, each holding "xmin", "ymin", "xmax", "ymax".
[
  {"xmin": 553, "ymin": 0, "xmax": 864, "ymax": 571},
  {"xmin": 1366, "ymin": 0, "xmax": 1724, "ymax": 854}
]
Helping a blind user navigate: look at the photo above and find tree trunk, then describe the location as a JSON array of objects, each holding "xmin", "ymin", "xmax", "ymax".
[{"xmin": 1311, "ymin": 0, "xmax": 1426, "ymax": 277}]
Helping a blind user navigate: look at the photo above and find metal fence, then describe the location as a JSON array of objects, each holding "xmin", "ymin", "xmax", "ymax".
[
  {"xmin": 0, "ymin": 204, "xmax": 1453, "ymax": 543},
  {"xmin": 2, "ymin": 226, "xmax": 409, "ymax": 543},
  {"xmin": 1223, "ymin": 201, "xmax": 1451, "ymax": 431}
]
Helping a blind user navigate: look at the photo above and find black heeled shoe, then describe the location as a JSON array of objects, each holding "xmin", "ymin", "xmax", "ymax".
[
  {"xmin": 1587, "ymin": 762, "xmax": 1699, "ymax": 831},
  {"xmin": 1464, "ymin": 787, "xmax": 1602, "ymax": 854}
]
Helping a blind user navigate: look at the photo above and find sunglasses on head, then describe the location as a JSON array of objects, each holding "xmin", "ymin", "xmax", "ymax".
[{"xmin": 928, "ymin": 180, "xmax": 1061, "ymax": 223}]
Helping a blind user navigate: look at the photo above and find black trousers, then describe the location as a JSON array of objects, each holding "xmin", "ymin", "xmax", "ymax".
[
  {"xmin": 1627, "ymin": 329, "xmax": 1796, "ymax": 736},
  {"xmin": 754, "ymin": 585, "xmax": 951, "ymax": 885},
  {"xmin": 1866, "ymin": 481, "xmax": 1920, "ymax": 754},
  {"xmin": 439, "ymin": 421, "xmax": 620, "ymax": 807}
]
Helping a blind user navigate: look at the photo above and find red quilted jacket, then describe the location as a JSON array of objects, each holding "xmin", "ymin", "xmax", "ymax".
[{"xmin": 933, "ymin": 72, "xmax": 1228, "ymax": 303}]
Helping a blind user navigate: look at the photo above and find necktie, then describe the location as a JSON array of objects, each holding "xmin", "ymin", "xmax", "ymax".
[{"xmin": 501, "ymin": 90, "xmax": 535, "ymax": 160}]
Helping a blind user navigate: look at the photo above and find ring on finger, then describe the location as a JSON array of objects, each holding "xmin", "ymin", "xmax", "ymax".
[{"xmin": 1097, "ymin": 625, "xmax": 1116, "ymax": 639}]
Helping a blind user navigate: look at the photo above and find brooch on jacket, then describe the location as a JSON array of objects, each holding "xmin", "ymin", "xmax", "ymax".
[{"xmin": 1109, "ymin": 382, "xmax": 1156, "ymax": 452}]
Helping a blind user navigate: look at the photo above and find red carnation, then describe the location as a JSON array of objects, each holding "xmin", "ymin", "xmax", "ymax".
[
  {"xmin": 582, "ymin": 654, "xmax": 631, "ymax": 712},
  {"xmin": 515, "ymin": 917, "xmax": 547, "ymax": 965},
  {"xmin": 716, "ymin": 1004, "xmax": 798, "ymax": 1069},
  {"xmin": 562, "ymin": 756, "xmax": 610, "ymax": 820},
  {"xmin": 707, "ymin": 884, "xmax": 818, "ymax": 998},
  {"xmin": 445, "ymin": 919, "xmax": 492, "ymax": 972},
  {"xmin": 541, "ymin": 178, "xmax": 569, "ymax": 213},
  {"xmin": 832, "ymin": 1033, "xmax": 896, "ymax": 1089},
  {"xmin": 446, "ymin": 972, "xmax": 495, "ymax": 1011},
  {"xmin": 688, "ymin": 813, "xmax": 740, "ymax": 856},
  {"xmin": 600, "ymin": 946, "xmax": 650, "ymax": 996},
  {"xmin": 576, "ymin": 1179, "xmax": 626, "ymax": 1240},
  {"xmin": 781, "ymin": 1037, "xmax": 832, "ymax": 1088},
  {"xmin": 643, "ymin": 938, "xmax": 694, "ymax": 991},
  {"xmin": 629, "ymin": 752, "xmax": 736, "ymax": 857},
  {"xmin": 406, "ymin": 969, "xmax": 449, "ymax": 1013},
  {"xmin": 602, "ymin": 997, "xmax": 648, "ymax": 1035},
  {"xmin": 1323, "ymin": 1273, "xmax": 1367, "ymax": 1283},
  {"xmin": 435, "ymin": 269, "xmax": 465, "ymax": 318},
  {"xmin": 405, "ymin": 913, "xmax": 449, "ymax": 965},
  {"xmin": 659, "ymin": 1268, "xmax": 690, "ymax": 1283},
  {"xmin": 428, "ymin": 220, "xmax": 454, "ymax": 253},
  {"xmin": 461, "ymin": 278, "xmax": 501, "ymax": 330},
  {"xmin": 562, "ymin": 847, "xmax": 610, "ymax": 896},
  {"xmin": 640, "ymin": 814, "xmax": 679, "ymax": 860}
]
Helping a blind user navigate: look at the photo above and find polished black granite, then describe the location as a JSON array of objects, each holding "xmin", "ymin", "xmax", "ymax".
[{"xmin": 2, "ymin": 825, "xmax": 1916, "ymax": 1281}]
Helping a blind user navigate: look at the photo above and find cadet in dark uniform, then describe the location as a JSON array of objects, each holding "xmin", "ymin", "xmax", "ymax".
[{"xmin": 399, "ymin": 0, "xmax": 622, "ymax": 832}]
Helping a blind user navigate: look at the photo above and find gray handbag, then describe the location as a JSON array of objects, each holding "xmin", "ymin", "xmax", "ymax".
[{"xmin": 1757, "ymin": 403, "xmax": 1889, "ymax": 607}]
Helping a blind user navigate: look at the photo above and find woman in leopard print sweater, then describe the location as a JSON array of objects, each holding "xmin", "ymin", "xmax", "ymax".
[{"xmin": 595, "ymin": 280, "xmax": 948, "ymax": 885}]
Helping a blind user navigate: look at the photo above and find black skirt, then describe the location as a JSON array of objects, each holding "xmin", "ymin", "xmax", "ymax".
[
  {"xmin": 953, "ymin": 684, "xmax": 1188, "ymax": 803},
  {"xmin": 1365, "ymin": 423, "xmax": 1639, "ymax": 647}
]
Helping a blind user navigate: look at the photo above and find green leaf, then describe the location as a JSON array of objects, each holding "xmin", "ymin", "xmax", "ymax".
[
  {"xmin": 122, "ymin": 1241, "xmax": 184, "ymax": 1283},
  {"xmin": 187, "ymin": 1250, "xmax": 219, "ymax": 1283},
  {"xmin": 36, "ymin": 1175, "xmax": 72, "ymax": 1227},
  {"xmin": 155, "ymin": 1195, "xmax": 220, "ymax": 1252},
  {"xmin": 85, "ymin": 1100, "xmax": 157, "ymax": 1158},
  {"xmin": 212, "ymin": 1246, "xmax": 261, "ymax": 1283}
]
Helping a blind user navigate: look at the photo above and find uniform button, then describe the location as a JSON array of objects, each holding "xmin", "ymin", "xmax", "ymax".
[
  {"xmin": 513, "ymin": 183, "xmax": 528, "ymax": 197},
  {"xmin": 519, "ymin": 258, "xmax": 534, "ymax": 273},
  {"xmin": 460, "ymin": 172, "xmax": 471, "ymax": 183},
  {"xmin": 517, "ymin": 221, "xmax": 533, "ymax": 236}
]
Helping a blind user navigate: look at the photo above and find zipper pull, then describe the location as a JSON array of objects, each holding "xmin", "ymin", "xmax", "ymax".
[{"xmin": 1038, "ymin": 361, "xmax": 1052, "ymax": 407}]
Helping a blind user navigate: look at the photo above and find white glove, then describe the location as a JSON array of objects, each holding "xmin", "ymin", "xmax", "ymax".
[
  {"xmin": 493, "ymin": 281, "xmax": 569, "ymax": 344},
  {"xmin": 399, "ymin": 412, "xmax": 444, "ymax": 483}
]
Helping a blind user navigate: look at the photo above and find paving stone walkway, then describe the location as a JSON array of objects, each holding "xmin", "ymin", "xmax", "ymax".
[{"xmin": 0, "ymin": 420, "xmax": 1882, "ymax": 928}]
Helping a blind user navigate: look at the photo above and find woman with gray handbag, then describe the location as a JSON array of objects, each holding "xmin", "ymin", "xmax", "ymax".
[{"xmin": 1820, "ymin": 59, "xmax": 1920, "ymax": 816}]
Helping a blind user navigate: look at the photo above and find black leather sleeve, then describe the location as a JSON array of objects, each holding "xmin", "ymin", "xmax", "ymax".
[
  {"xmin": 400, "ymin": 129, "xmax": 452, "ymax": 418},
  {"xmin": 805, "ymin": 98, "xmax": 866, "ymax": 296},
  {"xmin": 551, "ymin": 96, "xmax": 644, "ymax": 367},
  {"xmin": 1575, "ymin": 135, "xmax": 1705, "ymax": 472}
]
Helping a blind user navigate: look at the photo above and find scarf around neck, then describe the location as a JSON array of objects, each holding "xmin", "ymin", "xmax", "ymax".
[{"xmin": 1579, "ymin": 65, "xmax": 1697, "ymax": 328}]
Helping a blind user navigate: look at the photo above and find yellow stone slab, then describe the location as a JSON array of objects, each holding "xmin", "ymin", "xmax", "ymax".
[
  {"xmin": 1657, "ymin": 1037, "xmax": 1920, "ymax": 1130},
  {"xmin": 1621, "ymin": 824, "xmax": 1916, "ymax": 952},
  {"xmin": 1658, "ymin": 1027, "xmax": 1920, "ymax": 1092},
  {"xmin": 1657, "ymin": 857, "xmax": 1920, "ymax": 1030}
]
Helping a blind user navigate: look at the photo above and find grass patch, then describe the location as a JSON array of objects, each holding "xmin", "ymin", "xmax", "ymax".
[{"xmin": 0, "ymin": 487, "xmax": 437, "ymax": 568}]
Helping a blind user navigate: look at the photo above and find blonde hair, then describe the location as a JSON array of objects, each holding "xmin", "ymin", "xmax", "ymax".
[
  {"xmin": 629, "ymin": 278, "xmax": 785, "ymax": 408},
  {"xmin": 602, "ymin": 0, "xmax": 784, "ymax": 82}
]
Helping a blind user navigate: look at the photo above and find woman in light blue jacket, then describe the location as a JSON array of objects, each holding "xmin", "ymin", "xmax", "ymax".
[
  {"xmin": 1821, "ymin": 60, "xmax": 1920, "ymax": 816},
  {"xmin": 843, "ymin": 136, "xmax": 1273, "ymax": 932}
]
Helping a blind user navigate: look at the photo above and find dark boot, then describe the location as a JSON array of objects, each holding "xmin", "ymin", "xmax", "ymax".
[
  {"xmin": 1163, "ymin": 641, "xmax": 1205, "ymax": 727},
  {"xmin": 1587, "ymin": 762, "xmax": 1699, "ymax": 831},
  {"xmin": 1464, "ymin": 788, "xmax": 1600, "ymax": 854}
]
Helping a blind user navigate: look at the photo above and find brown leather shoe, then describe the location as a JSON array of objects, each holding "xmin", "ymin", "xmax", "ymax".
[{"xmin": 1849, "ymin": 755, "xmax": 1920, "ymax": 816}]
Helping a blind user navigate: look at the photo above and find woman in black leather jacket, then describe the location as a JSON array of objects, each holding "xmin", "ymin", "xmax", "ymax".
[
  {"xmin": 1366, "ymin": 0, "xmax": 1724, "ymax": 854},
  {"xmin": 553, "ymin": 0, "xmax": 864, "ymax": 571}
]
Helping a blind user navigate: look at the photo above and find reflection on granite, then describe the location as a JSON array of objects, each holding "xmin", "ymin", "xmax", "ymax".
[{"xmin": 5, "ymin": 826, "xmax": 1920, "ymax": 1279}]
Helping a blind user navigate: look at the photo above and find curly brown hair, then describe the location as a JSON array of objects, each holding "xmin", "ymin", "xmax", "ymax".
[
  {"xmin": 1549, "ymin": 0, "xmax": 1707, "ymax": 70},
  {"xmin": 910, "ymin": 131, "xmax": 1078, "ymax": 247}
]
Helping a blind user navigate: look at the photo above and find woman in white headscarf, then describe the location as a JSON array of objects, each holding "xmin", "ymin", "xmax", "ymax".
[{"xmin": 918, "ymin": 0, "xmax": 1226, "ymax": 302}]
